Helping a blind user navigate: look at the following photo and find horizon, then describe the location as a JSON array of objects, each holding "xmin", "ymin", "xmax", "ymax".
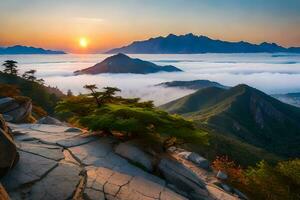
[
  {"xmin": 1, "ymin": 0, "xmax": 300, "ymax": 53},
  {"xmin": 3, "ymin": 33, "xmax": 300, "ymax": 54}
]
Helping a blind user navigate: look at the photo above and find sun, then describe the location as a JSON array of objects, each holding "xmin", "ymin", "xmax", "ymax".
[{"xmin": 79, "ymin": 37, "xmax": 88, "ymax": 48}]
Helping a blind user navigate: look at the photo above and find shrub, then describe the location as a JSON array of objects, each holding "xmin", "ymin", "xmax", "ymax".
[
  {"xmin": 56, "ymin": 86, "xmax": 208, "ymax": 147},
  {"xmin": 212, "ymin": 157, "xmax": 300, "ymax": 200},
  {"xmin": 0, "ymin": 84, "xmax": 20, "ymax": 97},
  {"xmin": 212, "ymin": 156, "xmax": 246, "ymax": 186}
]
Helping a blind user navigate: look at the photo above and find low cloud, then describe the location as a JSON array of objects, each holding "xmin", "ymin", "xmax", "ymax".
[{"xmin": 1, "ymin": 53, "xmax": 300, "ymax": 105}]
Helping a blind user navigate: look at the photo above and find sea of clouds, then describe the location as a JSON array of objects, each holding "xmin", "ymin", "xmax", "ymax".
[{"xmin": 1, "ymin": 53, "xmax": 300, "ymax": 105}]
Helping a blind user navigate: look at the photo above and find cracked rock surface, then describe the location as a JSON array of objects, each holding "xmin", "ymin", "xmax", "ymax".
[{"xmin": 1, "ymin": 123, "xmax": 243, "ymax": 200}]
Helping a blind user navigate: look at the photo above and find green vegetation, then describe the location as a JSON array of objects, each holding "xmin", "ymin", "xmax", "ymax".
[
  {"xmin": 0, "ymin": 60, "xmax": 62, "ymax": 114},
  {"xmin": 56, "ymin": 85, "xmax": 207, "ymax": 148},
  {"xmin": 161, "ymin": 84, "xmax": 300, "ymax": 160},
  {"xmin": 213, "ymin": 157, "xmax": 300, "ymax": 200},
  {"xmin": 190, "ymin": 131, "xmax": 280, "ymax": 166},
  {"xmin": 22, "ymin": 69, "xmax": 44, "ymax": 85}
]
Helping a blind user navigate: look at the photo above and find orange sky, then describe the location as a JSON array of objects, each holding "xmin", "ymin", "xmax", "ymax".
[{"xmin": 0, "ymin": 0, "xmax": 299, "ymax": 53}]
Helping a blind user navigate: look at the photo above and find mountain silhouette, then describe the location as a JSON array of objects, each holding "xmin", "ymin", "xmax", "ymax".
[
  {"xmin": 106, "ymin": 33, "xmax": 300, "ymax": 54},
  {"xmin": 0, "ymin": 45, "xmax": 65, "ymax": 54},
  {"xmin": 74, "ymin": 53, "xmax": 182, "ymax": 74}
]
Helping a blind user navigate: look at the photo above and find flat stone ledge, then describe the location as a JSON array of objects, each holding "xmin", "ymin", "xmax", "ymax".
[{"xmin": 2, "ymin": 151, "xmax": 57, "ymax": 191}]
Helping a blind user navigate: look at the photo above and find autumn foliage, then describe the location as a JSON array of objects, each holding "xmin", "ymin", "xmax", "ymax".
[
  {"xmin": 212, "ymin": 156, "xmax": 246, "ymax": 186},
  {"xmin": 212, "ymin": 156, "xmax": 300, "ymax": 200}
]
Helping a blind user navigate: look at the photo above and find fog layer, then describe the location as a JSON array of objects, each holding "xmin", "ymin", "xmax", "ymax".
[{"xmin": 1, "ymin": 53, "xmax": 300, "ymax": 105}]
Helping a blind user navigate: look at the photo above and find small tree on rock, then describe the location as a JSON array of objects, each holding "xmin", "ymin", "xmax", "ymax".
[
  {"xmin": 2, "ymin": 60, "xmax": 18, "ymax": 75},
  {"xmin": 22, "ymin": 69, "xmax": 37, "ymax": 82},
  {"xmin": 84, "ymin": 84, "xmax": 102, "ymax": 107},
  {"xmin": 67, "ymin": 89, "xmax": 73, "ymax": 97},
  {"xmin": 36, "ymin": 78, "xmax": 45, "ymax": 85}
]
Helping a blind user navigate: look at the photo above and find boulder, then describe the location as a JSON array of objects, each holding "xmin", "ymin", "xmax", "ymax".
[
  {"xmin": 2, "ymin": 114, "xmax": 13, "ymax": 122},
  {"xmin": 178, "ymin": 151, "xmax": 210, "ymax": 169},
  {"xmin": 64, "ymin": 127, "xmax": 82, "ymax": 132},
  {"xmin": 233, "ymin": 188, "xmax": 248, "ymax": 200},
  {"xmin": 167, "ymin": 146, "xmax": 177, "ymax": 153},
  {"xmin": 188, "ymin": 152, "xmax": 210, "ymax": 169},
  {"xmin": 221, "ymin": 183, "xmax": 232, "ymax": 193},
  {"xmin": 0, "ymin": 97, "xmax": 32, "ymax": 123},
  {"xmin": 158, "ymin": 158, "xmax": 208, "ymax": 198},
  {"xmin": 115, "ymin": 142, "xmax": 154, "ymax": 171},
  {"xmin": 216, "ymin": 170, "xmax": 228, "ymax": 180},
  {"xmin": 36, "ymin": 116, "xmax": 64, "ymax": 125},
  {"xmin": 0, "ymin": 114, "xmax": 18, "ymax": 177}
]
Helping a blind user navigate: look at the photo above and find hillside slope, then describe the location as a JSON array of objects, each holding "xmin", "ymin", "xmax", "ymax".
[
  {"xmin": 161, "ymin": 84, "xmax": 300, "ymax": 158},
  {"xmin": 0, "ymin": 73, "xmax": 63, "ymax": 113}
]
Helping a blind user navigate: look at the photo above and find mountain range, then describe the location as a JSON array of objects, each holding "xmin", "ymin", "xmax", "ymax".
[
  {"xmin": 0, "ymin": 45, "xmax": 65, "ymax": 54},
  {"xmin": 106, "ymin": 33, "xmax": 300, "ymax": 54},
  {"xmin": 160, "ymin": 84, "xmax": 300, "ymax": 158},
  {"xmin": 74, "ymin": 53, "xmax": 182, "ymax": 75}
]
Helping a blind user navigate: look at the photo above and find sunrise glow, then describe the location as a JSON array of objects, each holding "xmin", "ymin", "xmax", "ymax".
[{"xmin": 79, "ymin": 37, "xmax": 88, "ymax": 48}]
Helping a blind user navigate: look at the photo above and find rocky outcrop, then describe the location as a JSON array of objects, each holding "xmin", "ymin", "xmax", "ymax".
[
  {"xmin": 158, "ymin": 157, "xmax": 208, "ymax": 198},
  {"xmin": 0, "ymin": 114, "xmax": 18, "ymax": 177},
  {"xmin": 0, "ymin": 97, "xmax": 32, "ymax": 123},
  {"xmin": 162, "ymin": 146, "xmax": 247, "ymax": 200},
  {"xmin": 84, "ymin": 166, "xmax": 186, "ymax": 200},
  {"xmin": 36, "ymin": 116, "xmax": 64, "ymax": 126},
  {"xmin": 1, "ymin": 123, "xmax": 188, "ymax": 200},
  {"xmin": 177, "ymin": 151, "xmax": 210, "ymax": 170},
  {"xmin": 1, "ymin": 122, "xmax": 246, "ymax": 200},
  {"xmin": 115, "ymin": 142, "xmax": 154, "ymax": 171}
]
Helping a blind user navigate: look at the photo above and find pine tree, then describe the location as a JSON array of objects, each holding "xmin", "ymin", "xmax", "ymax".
[
  {"xmin": 22, "ymin": 69, "xmax": 37, "ymax": 82},
  {"xmin": 2, "ymin": 60, "xmax": 18, "ymax": 75},
  {"xmin": 67, "ymin": 89, "xmax": 73, "ymax": 97}
]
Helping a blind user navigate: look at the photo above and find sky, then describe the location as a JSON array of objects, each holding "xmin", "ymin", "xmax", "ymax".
[{"xmin": 0, "ymin": 0, "xmax": 300, "ymax": 53}]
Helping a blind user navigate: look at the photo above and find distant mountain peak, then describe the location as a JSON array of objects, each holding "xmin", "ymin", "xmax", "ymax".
[
  {"xmin": 110, "ymin": 53, "xmax": 130, "ymax": 59},
  {"xmin": 74, "ymin": 54, "xmax": 182, "ymax": 75},
  {"xmin": 156, "ymin": 79, "xmax": 229, "ymax": 90},
  {"xmin": 0, "ymin": 45, "xmax": 65, "ymax": 54},
  {"xmin": 106, "ymin": 33, "xmax": 300, "ymax": 54},
  {"xmin": 161, "ymin": 83, "xmax": 300, "ymax": 158}
]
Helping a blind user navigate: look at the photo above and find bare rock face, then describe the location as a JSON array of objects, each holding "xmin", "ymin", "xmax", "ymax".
[
  {"xmin": 84, "ymin": 166, "xmax": 187, "ymax": 200},
  {"xmin": 2, "ymin": 151, "xmax": 57, "ymax": 191},
  {"xmin": 2, "ymin": 122, "xmax": 245, "ymax": 200},
  {"xmin": 216, "ymin": 171, "xmax": 228, "ymax": 180},
  {"xmin": 0, "ymin": 114, "xmax": 18, "ymax": 177},
  {"xmin": 115, "ymin": 142, "xmax": 154, "ymax": 171},
  {"xmin": 0, "ymin": 97, "xmax": 33, "ymax": 123},
  {"xmin": 36, "ymin": 116, "xmax": 64, "ymax": 126},
  {"xmin": 30, "ymin": 162, "xmax": 81, "ymax": 200},
  {"xmin": 178, "ymin": 151, "xmax": 210, "ymax": 170},
  {"xmin": 158, "ymin": 157, "xmax": 208, "ymax": 198},
  {"xmin": 0, "ymin": 97, "xmax": 32, "ymax": 123}
]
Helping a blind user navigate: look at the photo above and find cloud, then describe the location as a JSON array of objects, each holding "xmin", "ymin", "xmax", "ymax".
[{"xmin": 2, "ymin": 53, "xmax": 300, "ymax": 105}]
